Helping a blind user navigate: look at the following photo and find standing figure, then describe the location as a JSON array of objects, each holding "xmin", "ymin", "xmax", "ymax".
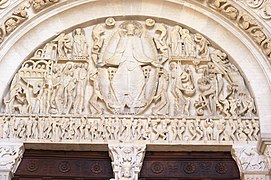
[
  {"xmin": 252, "ymin": 118, "xmax": 259, "ymax": 140},
  {"xmin": 204, "ymin": 119, "xmax": 214, "ymax": 141},
  {"xmin": 53, "ymin": 33, "xmax": 72, "ymax": 59},
  {"xmin": 194, "ymin": 33, "xmax": 210, "ymax": 59},
  {"xmin": 170, "ymin": 25, "xmax": 183, "ymax": 56},
  {"xmin": 152, "ymin": 68, "xmax": 169, "ymax": 115},
  {"xmin": 229, "ymin": 118, "xmax": 237, "ymax": 141},
  {"xmin": 89, "ymin": 69, "xmax": 104, "ymax": 114},
  {"xmin": 72, "ymin": 28, "xmax": 88, "ymax": 57},
  {"xmin": 92, "ymin": 24, "xmax": 105, "ymax": 66},
  {"xmin": 74, "ymin": 63, "xmax": 88, "ymax": 113},
  {"xmin": 65, "ymin": 77, "xmax": 77, "ymax": 114},
  {"xmin": 180, "ymin": 29, "xmax": 196, "ymax": 57},
  {"xmin": 217, "ymin": 118, "xmax": 228, "ymax": 141}
]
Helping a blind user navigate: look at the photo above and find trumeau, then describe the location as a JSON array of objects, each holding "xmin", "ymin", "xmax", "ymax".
[{"xmin": 0, "ymin": 18, "xmax": 259, "ymax": 144}]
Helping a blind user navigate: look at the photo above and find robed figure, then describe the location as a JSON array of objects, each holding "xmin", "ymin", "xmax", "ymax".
[{"xmin": 103, "ymin": 21, "xmax": 159, "ymax": 113}]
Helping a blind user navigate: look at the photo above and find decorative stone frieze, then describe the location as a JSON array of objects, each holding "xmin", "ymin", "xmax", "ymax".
[
  {"xmin": 0, "ymin": 0, "xmax": 60, "ymax": 45},
  {"xmin": 108, "ymin": 143, "xmax": 146, "ymax": 180},
  {"xmin": 30, "ymin": 0, "xmax": 60, "ymax": 12},
  {"xmin": 0, "ymin": 115, "xmax": 260, "ymax": 144},
  {"xmin": 0, "ymin": 141, "xmax": 24, "ymax": 180},
  {"xmin": 236, "ymin": 0, "xmax": 271, "ymax": 21},
  {"xmin": 206, "ymin": 0, "xmax": 271, "ymax": 63}
]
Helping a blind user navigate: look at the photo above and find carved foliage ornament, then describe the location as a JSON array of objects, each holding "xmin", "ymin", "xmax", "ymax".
[
  {"xmin": 0, "ymin": 143, "xmax": 24, "ymax": 173},
  {"xmin": 207, "ymin": 0, "xmax": 271, "ymax": 62},
  {"xmin": 0, "ymin": 0, "xmax": 59, "ymax": 44},
  {"xmin": 2, "ymin": 18, "xmax": 257, "ymax": 119},
  {"xmin": 109, "ymin": 144, "xmax": 146, "ymax": 180},
  {"xmin": 244, "ymin": 0, "xmax": 271, "ymax": 20}
]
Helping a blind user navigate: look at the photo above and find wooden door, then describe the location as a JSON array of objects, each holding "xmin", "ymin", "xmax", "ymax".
[
  {"xmin": 139, "ymin": 152, "xmax": 240, "ymax": 180},
  {"xmin": 14, "ymin": 150, "xmax": 240, "ymax": 180},
  {"xmin": 13, "ymin": 150, "xmax": 113, "ymax": 180}
]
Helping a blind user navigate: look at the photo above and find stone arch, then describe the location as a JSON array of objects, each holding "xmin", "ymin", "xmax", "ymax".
[{"xmin": 0, "ymin": 0, "xmax": 271, "ymax": 179}]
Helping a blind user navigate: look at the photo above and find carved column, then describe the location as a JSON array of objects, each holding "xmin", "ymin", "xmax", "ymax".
[
  {"xmin": 232, "ymin": 144, "xmax": 270, "ymax": 180},
  {"xmin": 0, "ymin": 141, "xmax": 24, "ymax": 180},
  {"xmin": 108, "ymin": 143, "xmax": 146, "ymax": 180}
]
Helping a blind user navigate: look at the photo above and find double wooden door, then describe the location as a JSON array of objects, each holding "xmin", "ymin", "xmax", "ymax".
[{"xmin": 13, "ymin": 150, "xmax": 240, "ymax": 180}]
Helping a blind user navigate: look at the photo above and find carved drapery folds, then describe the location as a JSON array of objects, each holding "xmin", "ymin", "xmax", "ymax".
[
  {"xmin": 0, "ymin": 18, "xmax": 259, "ymax": 144},
  {"xmin": 108, "ymin": 143, "xmax": 146, "ymax": 180},
  {"xmin": 2, "ymin": 18, "xmax": 257, "ymax": 117}
]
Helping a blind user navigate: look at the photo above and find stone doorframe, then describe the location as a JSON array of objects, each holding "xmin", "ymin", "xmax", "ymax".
[
  {"xmin": 1, "ymin": 0, "xmax": 271, "ymax": 145},
  {"xmin": 1, "ymin": 1, "xmax": 271, "ymax": 180},
  {"xmin": 1, "ymin": 141, "xmax": 271, "ymax": 180}
]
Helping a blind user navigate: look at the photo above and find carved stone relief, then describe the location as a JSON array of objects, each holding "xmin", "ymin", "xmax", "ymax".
[
  {"xmin": 0, "ymin": 18, "xmax": 259, "ymax": 145},
  {"xmin": 2, "ymin": 18, "xmax": 257, "ymax": 118},
  {"xmin": 108, "ymin": 143, "xmax": 146, "ymax": 180},
  {"xmin": 0, "ymin": 0, "xmax": 11, "ymax": 10},
  {"xmin": 0, "ymin": 115, "xmax": 260, "ymax": 143},
  {"xmin": 237, "ymin": 0, "xmax": 271, "ymax": 20},
  {"xmin": 232, "ymin": 144, "xmax": 268, "ymax": 172},
  {"xmin": 0, "ymin": 0, "xmax": 59, "ymax": 45},
  {"xmin": 0, "ymin": 142, "xmax": 24, "ymax": 180},
  {"xmin": 207, "ymin": 0, "xmax": 271, "ymax": 63}
]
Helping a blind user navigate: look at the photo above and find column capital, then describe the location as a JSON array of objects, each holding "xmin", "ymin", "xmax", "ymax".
[
  {"xmin": 0, "ymin": 141, "xmax": 24, "ymax": 180},
  {"xmin": 232, "ymin": 143, "xmax": 270, "ymax": 179},
  {"xmin": 108, "ymin": 143, "xmax": 146, "ymax": 180}
]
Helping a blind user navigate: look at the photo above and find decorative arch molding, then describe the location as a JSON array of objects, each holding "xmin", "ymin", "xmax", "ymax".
[
  {"xmin": 0, "ymin": 0, "xmax": 271, "ymax": 137},
  {"xmin": 1, "ymin": 0, "xmax": 271, "ymax": 65},
  {"xmin": 0, "ymin": 1, "xmax": 271, "ymax": 179}
]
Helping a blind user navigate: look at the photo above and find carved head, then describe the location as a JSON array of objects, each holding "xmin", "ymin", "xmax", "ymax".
[
  {"xmin": 127, "ymin": 23, "xmax": 135, "ymax": 35},
  {"xmin": 119, "ymin": 21, "xmax": 143, "ymax": 37},
  {"xmin": 121, "ymin": 161, "xmax": 133, "ymax": 178}
]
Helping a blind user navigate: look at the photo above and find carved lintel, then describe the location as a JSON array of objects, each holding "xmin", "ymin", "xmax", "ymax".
[
  {"xmin": 108, "ymin": 143, "xmax": 146, "ymax": 180},
  {"xmin": 232, "ymin": 144, "xmax": 269, "ymax": 178},
  {"xmin": 0, "ymin": 141, "xmax": 24, "ymax": 180}
]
